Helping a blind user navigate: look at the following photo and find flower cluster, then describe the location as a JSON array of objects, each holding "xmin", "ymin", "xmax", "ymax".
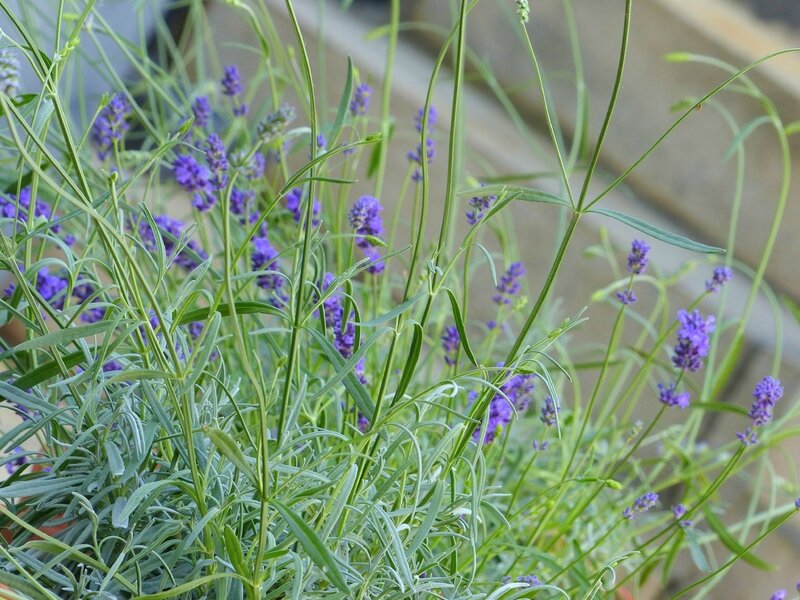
[
  {"xmin": 540, "ymin": 395, "xmax": 557, "ymax": 426},
  {"xmin": 623, "ymin": 492, "xmax": 659, "ymax": 520},
  {"xmin": 251, "ymin": 234, "xmax": 285, "ymax": 306},
  {"xmin": 90, "ymin": 93, "xmax": 132, "ymax": 160},
  {"xmin": 408, "ymin": 106, "xmax": 437, "ymax": 182},
  {"xmin": 672, "ymin": 503, "xmax": 692, "ymax": 527},
  {"xmin": 473, "ymin": 370, "xmax": 536, "ymax": 444},
  {"xmin": 441, "ymin": 326, "xmax": 460, "ymax": 366},
  {"xmin": 672, "ymin": 309, "xmax": 715, "ymax": 372},
  {"xmin": 0, "ymin": 48, "xmax": 20, "ymax": 97},
  {"xmin": 626, "ymin": 239, "xmax": 650, "ymax": 275},
  {"xmin": 285, "ymin": 187, "xmax": 321, "ymax": 227},
  {"xmin": 349, "ymin": 195, "xmax": 385, "ymax": 273},
  {"xmin": 705, "ymin": 266, "xmax": 733, "ymax": 293},
  {"xmin": 221, "ymin": 64, "xmax": 246, "ymax": 116},
  {"xmin": 350, "ymin": 83, "xmax": 372, "ymax": 116},
  {"xmin": 191, "ymin": 96, "xmax": 212, "ymax": 130},
  {"xmin": 657, "ymin": 381, "xmax": 690, "ymax": 409},
  {"xmin": 138, "ymin": 215, "xmax": 208, "ymax": 271},
  {"xmin": 493, "ymin": 262, "xmax": 525, "ymax": 305},
  {"xmin": 737, "ymin": 376, "xmax": 784, "ymax": 446},
  {"xmin": 466, "ymin": 189, "xmax": 497, "ymax": 225},
  {"xmin": 0, "ymin": 187, "xmax": 61, "ymax": 236}
]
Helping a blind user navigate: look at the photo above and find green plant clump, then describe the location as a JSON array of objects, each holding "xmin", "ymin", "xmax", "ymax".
[{"xmin": 0, "ymin": 0, "xmax": 796, "ymax": 598}]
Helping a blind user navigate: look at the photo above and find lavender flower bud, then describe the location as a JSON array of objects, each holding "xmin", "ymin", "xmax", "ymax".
[{"xmin": 0, "ymin": 49, "xmax": 20, "ymax": 97}]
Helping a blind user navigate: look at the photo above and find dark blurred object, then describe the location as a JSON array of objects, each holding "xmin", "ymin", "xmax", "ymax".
[{"xmin": 741, "ymin": 0, "xmax": 800, "ymax": 26}]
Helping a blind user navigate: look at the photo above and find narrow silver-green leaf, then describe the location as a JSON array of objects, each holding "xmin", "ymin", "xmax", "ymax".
[
  {"xmin": 14, "ymin": 320, "xmax": 119, "ymax": 352},
  {"xmin": 456, "ymin": 183, "xmax": 570, "ymax": 207},
  {"xmin": 204, "ymin": 427, "xmax": 260, "ymax": 492},
  {"xmin": 445, "ymin": 288, "xmax": 478, "ymax": 366},
  {"xmin": 588, "ymin": 207, "xmax": 725, "ymax": 254},
  {"xmin": 272, "ymin": 499, "xmax": 352, "ymax": 596}
]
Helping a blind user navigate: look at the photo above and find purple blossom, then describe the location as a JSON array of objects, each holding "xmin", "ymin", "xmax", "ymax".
[
  {"xmin": 357, "ymin": 412, "xmax": 370, "ymax": 433},
  {"xmin": 349, "ymin": 196, "xmax": 383, "ymax": 243},
  {"xmin": 192, "ymin": 96, "xmax": 211, "ymax": 129},
  {"xmin": 350, "ymin": 83, "xmax": 372, "ymax": 116},
  {"xmin": 285, "ymin": 187, "xmax": 321, "ymax": 227},
  {"xmin": 251, "ymin": 236, "xmax": 285, "ymax": 305},
  {"xmin": 672, "ymin": 309, "xmax": 715, "ymax": 372},
  {"xmin": 321, "ymin": 273, "xmax": 366, "ymax": 383},
  {"xmin": 672, "ymin": 503, "xmax": 687, "ymax": 519},
  {"xmin": 408, "ymin": 138, "xmax": 436, "ymax": 182},
  {"xmin": 230, "ymin": 187, "xmax": 254, "ymax": 217},
  {"xmin": 4, "ymin": 447, "xmax": 26, "ymax": 475},
  {"xmin": 736, "ymin": 427, "xmax": 758, "ymax": 446},
  {"xmin": 36, "ymin": 268, "xmax": 68, "ymax": 310},
  {"xmin": 173, "ymin": 154, "xmax": 211, "ymax": 193},
  {"xmin": 616, "ymin": 290, "xmax": 637, "ymax": 305},
  {"xmin": 0, "ymin": 49, "xmax": 20, "ymax": 97},
  {"xmin": 493, "ymin": 262, "xmax": 525, "ymax": 305},
  {"xmin": 360, "ymin": 244, "xmax": 385, "ymax": 274},
  {"xmin": 623, "ymin": 492, "xmax": 659, "ymax": 519},
  {"xmin": 516, "ymin": 575, "xmax": 541, "ymax": 587},
  {"xmin": 0, "ymin": 187, "xmax": 60, "ymax": 234},
  {"xmin": 90, "ymin": 93, "xmax": 131, "ymax": 160},
  {"xmin": 748, "ymin": 376, "xmax": 784, "ymax": 427},
  {"xmin": 626, "ymin": 239, "xmax": 650, "ymax": 275},
  {"xmin": 102, "ymin": 360, "xmax": 123, "ymax": 373},
  {"xmin": 532, "ymin": 440, "xmax": 549, "ymax": 452},
  {"xmin": 205, "ymin": 133, "xmax": 229, "ymax": 191},
  {"xmin": 770, "ymin": 590, "xmax": 786, "ymax": 600},
  {"xmin": 221, "ymin": 65, "xmax": 246, "ymax": 115},
  {"xmin": 138, "ymin": 215, "xmax": 208, "ymax": 271},
  {"xmin": 540, "ymin": 395, "xmax": 557, "ymax": 426},
  {"xmin": 414, "ymin": 106, "xmax": 437, "ymax": 132},
  {"xmin": 73, "ymin": 278, "xmax": 106, "ymax": 323},
  {"xmin": 466, "ymin": 190, "xmax": 496, "ymax": 225},
  {"xmin": 706, "ymin": 266, "xmax": 733, "ymax": 293},
  {"xmin": 441, "ymin": 326, "xmax": 460, "ymax": 366},
  {"xmin": 795, "ymin": 498, "xmax": 800, "ymax": 510},
  {"xmin": 316, "ymin": 133, "xmax": 327, "ymax": 151},
  {"xmin": 658, "ymin": 381, "xmax": 691, "ymax": 409},
  {"xmin": 473, "ymin": 371, "xmax": 536, "ymax": 444}
]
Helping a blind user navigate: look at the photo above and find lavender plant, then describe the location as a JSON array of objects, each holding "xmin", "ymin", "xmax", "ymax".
[{"xmin": 0, "ymin": 0, "xmax": 796, "ymax": 598}]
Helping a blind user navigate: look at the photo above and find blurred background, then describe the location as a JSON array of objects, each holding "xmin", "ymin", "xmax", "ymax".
[{"xmin": 2, "ymin": 0, "xmax": 799, "ymax": 597}]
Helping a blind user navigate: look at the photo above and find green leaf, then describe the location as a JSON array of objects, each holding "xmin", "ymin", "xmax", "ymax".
[
  {"xmin": 223, "ymin": 525, "xmax": 248, "ymax": 575},
  {"xmin": 684, "ymin": 526, "xmax": 711, "ymax": 573},
  {"xmin": 444, "ymin": 288, "xmax": 478, "ymax": 366},
  {"xmin": 357, "ymin": 291, "xmax": 425, "ymax": 327},
  {"xmin": 329, "ymin": 57, "xmax": 354, "ymax": 143},
  {"xmin": 0, "ymin": 571, "xmax": 56, "ymax": 600},
  {"xmin": 133, "ymin": 574, "xmax": 245, "ymax": 599},
  {"xmin": 13, "ymin": 320, "xmax": 119, "ymax": 352},
  {"xmin": 367, "ymin": 120, "xmax": 394, "ymax": 178},
  {"xmin": 704, "ymin": 508, "xmax": 774, "ymax": 571},
  {"xmin": 0, "ymin": 475, "xmax": 86, "ymax": 498},
  {"xmin": 177, "ymin": 301, "xmax": 290, "ymax": 325},
  {"xmin": 305, "ymin": 327, "xmax": 375, "ymax": 422},
  {"xmin": 204, "ymin": 427, "xmax": 260, "ymax": 492},
  {"xmin": 272, "ymin": 499, "xmax": 352, "ymax": 596},
  {"xmin": 588, "ymin": 208, "xmax": 725, "ymax": 254},
  {"xmin": 456, "ymin": 183, "xmax": 570, "ymax": 208},
  {"xmin": 723, "ymin": 115, "xmax": 771, "ymax": 160},
  {"xmin": 393, "ymin": 322, "xmax": 423, "ymax": 403},
  {"xmin": 105, "ymin": 441, "xmax": 124, "ymax": 477}
]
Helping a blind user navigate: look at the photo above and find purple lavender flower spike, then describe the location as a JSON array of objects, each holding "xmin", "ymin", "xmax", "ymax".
[
  {"xmin": 138, "ymin": 215, "xmax": 208, "ymax": 271},
  {"xmin": 626, "ymin": 239, "xmax": 650, "ymax": 275},
  {"xmin": 414, "ymin": 105, "xmax": 437, "ymax": 132},
  {"xmin": 4, "ymin": 447, "xmax": 26, "ymax": 475},
  {"xmin": 493, "ymin": 262, "xmax": 525, "ymax": 305},
  {"xmin": 349, "ymin": 195, "xmax": 383, "ymax": 244},
  {"xmin": 205, "ymin": 133, "xmax": 229, "ymax": 191},
  {"xmin": 408, "ymin": 138, "xmax": 436, "ymax": 182},
  {"xmin": 350, "ymin": 83, "xmax": 372, "ymax": 116},
  {"xmin": 251, "ymin": 236, "xmax": 284, "ymax": 304},
  {"xmin": 73, "ymin": 278, "xmax": 106, "ymax": 323},
  {"xmin": 748, "ymin": 375, "xmax": 784, "ymax": 427},
  {"xmin": 672, "ymin": 504, "xmax": 687, "ymax": 519},
  {"xmin": 795, "ymin": 498, "xmax": 800, "ymax": 510},
  {"xmin": 173, "ymin": 154, "xmax": 211, "ymax": 194},
  {"xmin": 192, "ymin": 96, "xmax": 211, "ymax": 130},
  {"xmin": 90, "ymin": 93, "xmax": 131, "ymax": 160},
  {"xmin": 634, "ymin": 492, "xmax": 659, "ymax": 512},
  {"xmin": 705, "ymin": 266, "xmax": 733, "ymax": 293},
  {"xmin": 357, "ymin": 412, "xmax": 370, "ymax": 433},
  {"xmin": 230, "ymin": 187, "xmax": 254, "ymax": 217},
  {"xmin": 473, "ymin": 371, "xmax": 535, "ymax": 444},
  {"xmin": 540, "ymin": 395, "xmax": 557, "ymax": 426},
  {"xmin": 770, "ymin": 590, "xmax": 786, "ymax": 600},
  {"xmin": 0, "ymin": 187, "xmax": 61, "ymax": 235},
  {"xmin": 221, "ymin": 65, "xmax": 246, "ymax": 115},
  {"xmin": 36, "ymin": 268, "xmax": 68, "ymax": 310},
  {"xmin": 672, "ymin": 309, "xmax": 715, "ymax": 372},
  {"xmin": 516, "ymin": 575, "xmax": 541, "ymax": 588},
  {"xmin": 616, "ymin": 290, "xmax": 637, "ymax": 305},
  {"xmin": 736, "ymin": 427, "xmax": 758, "ymax": 446},
  {"xmin": 466, "ymin": 189, "xmax": 497, "ymax": 225},
  {"xmin": 441, "ymin": 326, "xmax": 460, "ymax": 366},
  {"xmin": 658, "ymin": 382, "xmax": 691, "ymax": 409},
  {"xmin": 285, "ymin": 187, "xmax": 321, "ymax": 227},
  {"xmin": 622, "ymin": 506, "xmax": 633, "ymax": 520}
]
